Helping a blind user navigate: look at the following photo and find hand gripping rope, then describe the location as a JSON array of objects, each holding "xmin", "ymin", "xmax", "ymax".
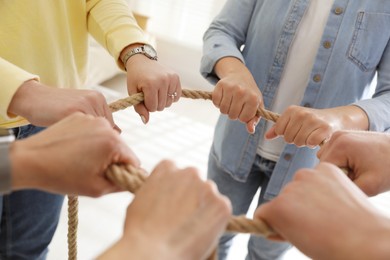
[{"xmin": 67, "ymin": 89, "xmax": 283, "ymax": 260}]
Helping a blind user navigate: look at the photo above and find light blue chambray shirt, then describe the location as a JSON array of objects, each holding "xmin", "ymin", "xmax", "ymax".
[{"xmin": 201, "ymin": 0, "xmax": 390, "ymax": 200}]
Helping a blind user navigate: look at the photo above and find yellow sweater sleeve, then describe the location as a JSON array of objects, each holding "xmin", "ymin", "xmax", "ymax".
[
  {"xmin": 86, "ymin": 0, "xmax": 150, "ymax": 70},
  {"xmin": 0, "ymin": 58, "xmax": 38, "ymax": 127}
]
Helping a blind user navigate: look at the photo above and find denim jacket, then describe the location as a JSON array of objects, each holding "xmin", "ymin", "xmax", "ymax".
[{"xmin": 200, "ymin": 0, "xmax": 390, "ymax": 200}]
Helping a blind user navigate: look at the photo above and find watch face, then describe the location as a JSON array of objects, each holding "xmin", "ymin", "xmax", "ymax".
[{"xmin": 144, "ymin": 45, "xmax": 157, "ymax": 59}]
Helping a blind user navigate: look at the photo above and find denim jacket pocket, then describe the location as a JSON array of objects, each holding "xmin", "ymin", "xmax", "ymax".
[{"xmin": 348, "ymin": 12, "xmax": 390, "ymax": 72}]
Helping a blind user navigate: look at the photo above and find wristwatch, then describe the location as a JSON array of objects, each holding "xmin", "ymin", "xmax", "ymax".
[
  {"xmin": 0, "ymin": 128, "xmax": 15, "ymax": 194},
  {"xmin": 121, "ymin": 44, "xmax": 158, "ymax": 67}
]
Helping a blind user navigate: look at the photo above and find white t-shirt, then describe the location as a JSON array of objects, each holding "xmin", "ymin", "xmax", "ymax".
[{"xmin": 257, "ymin": 0, "xmax": 335, "ymax": 162}]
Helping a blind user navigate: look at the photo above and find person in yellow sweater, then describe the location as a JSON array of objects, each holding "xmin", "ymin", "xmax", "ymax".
[{"xmin": 0, "ymin": 1, "xmax": 181, "ymax": 258}]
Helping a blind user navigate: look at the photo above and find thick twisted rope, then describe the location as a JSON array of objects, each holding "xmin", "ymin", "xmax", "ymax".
[
  {"xmin": 107, "ymin": 164, "xmax": 275, "ymax": 260},
  {"xmin": 67, "ymin": 89, "xmax": 280, "ymax": 260},
  {"xmin": 109, "ymin": 89, "xmax": 280, "ymax": 122},
  {"xmin": 67, "ymin": 196, "xmax": 78, "ymax": 260},
  {"xmin": 105, "ymin": 164, "xmax": 276, "ymax": 237}
]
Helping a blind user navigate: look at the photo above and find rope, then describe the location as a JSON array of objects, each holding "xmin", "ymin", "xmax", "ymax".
[
  {"xmin": 109, "ymin": 89, "xmax": 281, "ymax": 122},
  {"xmin": 67, "ymin": 196, "xmax": 78, "ymax": 260},
  {"xmin": 105, "ymin": 164, "xmax": 276, "ymax": 237},
  {"xmin": 67, "ymin": 89, "xmax": 280, "ymax": 260}
]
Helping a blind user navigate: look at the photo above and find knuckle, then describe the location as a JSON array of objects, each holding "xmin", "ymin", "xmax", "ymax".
[
  {"xmin": 293, "ymin": 169, "xmax": 309, "ymax": 181},
  {"xmin": 239, "ymin": 114, "xmax": 252, "ymax": 123},
  {"xmin": 183, "ymin": 166, "xmax": 201, "ymax": 180},
  {"xmin": 88, "ymin": 186, "xmax": 105, "ymax": 198}
]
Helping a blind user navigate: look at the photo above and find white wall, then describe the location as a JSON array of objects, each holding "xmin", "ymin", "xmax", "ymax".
[
  {"xmin": 127, "ymin": 0, "xmax": 226, "ymax": 90},
  {"xmin": 155, "ymin": 36, "xmax": 213, "ymax": 91}
]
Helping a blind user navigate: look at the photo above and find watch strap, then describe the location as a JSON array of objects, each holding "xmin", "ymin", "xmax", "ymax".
[
  {"xmin": 121, "ymin": 44, "xmax": 157, "ymax": 70},
  {"xmin": 0, "ymin": 141, "xmax": 13, "ymax": 195}
]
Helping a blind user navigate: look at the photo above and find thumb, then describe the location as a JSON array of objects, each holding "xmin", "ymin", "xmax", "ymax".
[
  {"xmin": 265, "ymin": 125, "xmax": 278, "ymax": 140},
  {"xmin": 254, "ymin": 203, "xmax": 286, "ymax": 241},
  {"xmin": 246, "ymin": 117, "xmax": 260, "ymax": 134}
]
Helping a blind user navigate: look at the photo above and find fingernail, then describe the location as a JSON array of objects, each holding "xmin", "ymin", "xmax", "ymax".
[
  {"xmin": 140, "ymin": 115, "xmax": 146, "ymax": 124},
  {"xmin": 252, "ymin": 122, "xmax": 258, "ymax": 133}
]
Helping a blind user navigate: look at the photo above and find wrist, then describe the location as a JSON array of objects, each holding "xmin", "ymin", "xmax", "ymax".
[
  {"xmin": 98, "ymin": 233, "xmax": 172, "ymax": 260},
  {"xmin": 339, "ymin": 105, "xmax": 369, "ymax": 131},
  {"xmin": 120, "ymin": 43, "xmax": 158, "ymax": 70},
  {"xmin": 9, "ymin": 138, "xmax": 46, "ymax": 191},
  {"xmin": 215, "ymin": 56, "xmax": 246, "ymax": 78},
  {"xmin": 8, "ymin": 79, "xmax": 41, "ymax": 119}
]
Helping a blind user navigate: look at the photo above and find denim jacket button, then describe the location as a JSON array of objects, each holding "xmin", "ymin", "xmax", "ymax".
[
  {"xmin": 334, "ymin": 7, "xmax": 344, "ymax": 15},
  {"xmin": 323, "ymin": 41, "xmax": 332, "ymax": 49},
  {"xmin": 313, "ymin": 74, "xmax": 322, "ymax": 82},
  {"xmin": 283, "ymin": 153, "xmax": 292, "ymax": 161}
]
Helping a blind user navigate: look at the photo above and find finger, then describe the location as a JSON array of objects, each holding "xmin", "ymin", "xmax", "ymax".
[
  {"xmin": 227, "ymin": 95, "xmax": 244, "ymax": 120},
  {"xmin": 265, "ymin": 234, "xmax": 287, "ymax": 241},
  {"xmin": 173, "ymin": 78, "xmax": 182, "ymax": 103},
  {"xmin": 168, "ymin": 73, "xmax": 181, "ymax": 104},
  {"xmin": 142, "ymin": 87, "xmax": 159, "ymax": 112},
  {"xmin": 283, "ymin": 120, "xmax": 302, "ymax": 144},
  {"xmin": 246, "ymin": 117, "xmax": 260, "ymax": 134},
  {"xmin": 305, "ymin": 128, "xmax": 330, "ymax": 148},
  {"xmin": 239, "ymin": 102, "xmax": 258, "ymax": 123},
  {"xmin": 157, "ymin": 84, "xmax": 169, "ymax": 111},
  {"xmin": 93, "ymin": 179, "xmax": 124, "ymax": 197},
  {"xmin": 265, "ymin": 125, "xmax": 278, "ymax": 139},
  {"xmin": 253, "ymin": 203, "xmax": 281, "ymax": 238},
  {"xmin": 151, "ymin": 160, "xmax": 178, "ymax": 178},
  {"xmin": 113, "ymin": 124, "xmax": 122, "ymax": 133},
  {"xmin": 316, "ymin": 139, "xmax": 332, "ymax": 159},
  {"xmin": 116, "ymin": 143, "xmax": 141, "ymax": 168},
  {"xmin": 272, "ymin": 115, "xmax": 290, "ymax": 139},
  {"xmin": 219, "ymin": 92, "xmax": 233, "ymax": 115},
  {"xmin": 102, "ymin": 103, "xmax": 116, "ymax": 128},
  {"xmin": 212, "ymin": 86, "xmax": 223, "ymax": 108},
  {"xmin": 134, "ymin": 104, "xmax": 150, "ymax": 124},
  {"xmin": 166, "ymin": 83, "xmax": 177, "ymax": 108}
]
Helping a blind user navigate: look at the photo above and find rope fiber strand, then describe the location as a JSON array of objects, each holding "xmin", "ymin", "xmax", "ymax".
[{"xmin": 67, "ymin": 89, "xmax": 280, "ymax": 260}]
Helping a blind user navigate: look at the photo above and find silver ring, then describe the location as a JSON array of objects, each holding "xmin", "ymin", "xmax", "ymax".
[{"xmin": 167, "ymin": 92, "xmax": 177, "ymax": 98}]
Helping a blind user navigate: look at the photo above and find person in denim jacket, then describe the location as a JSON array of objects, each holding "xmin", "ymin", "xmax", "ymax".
[{"xmin": 200, "ymin": 0, "xmax": 390, "ymax": 259}]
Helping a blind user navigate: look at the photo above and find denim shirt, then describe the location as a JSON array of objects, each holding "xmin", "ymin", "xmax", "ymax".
[{"xmin": 200, "ymin": 0, "xmax": 390, "ymax": 200}]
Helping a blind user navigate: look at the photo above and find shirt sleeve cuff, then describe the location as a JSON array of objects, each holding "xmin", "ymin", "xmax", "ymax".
[{"xmin": 0, "ymin": 58, "xmax": 39, "ymax": 122}]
